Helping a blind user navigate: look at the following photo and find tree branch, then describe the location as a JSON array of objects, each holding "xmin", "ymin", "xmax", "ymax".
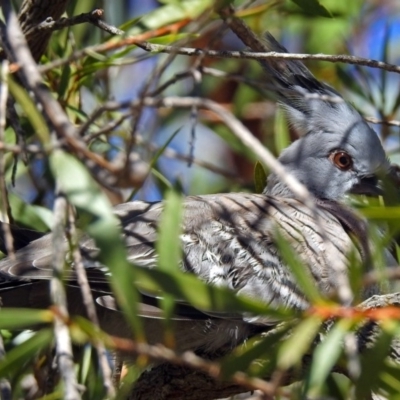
[{"xmin": 130, "ymin": 293, "xmax": 400, "ymax": 400}]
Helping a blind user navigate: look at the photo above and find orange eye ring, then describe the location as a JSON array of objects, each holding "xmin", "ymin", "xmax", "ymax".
[{"xmin": 329, "ymin": 151, "xmax": 353, "ymax": 171}]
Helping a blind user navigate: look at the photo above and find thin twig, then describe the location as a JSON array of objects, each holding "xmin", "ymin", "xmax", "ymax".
[
  {"xmin": 29, "ymin": 23, "xmax": 400, "ymax": 77},
  {"xmin": 51, "ymin": 194, "xmax": 81, "ymax": 400},
  {"xmin": 37, "ymin": 19, "xmax": 192, "ymax": 74},
  {"xmin": 0, "ymin": 60, "xmax": 15, "ymax": 259},
  {"xmin": 66, "ymin": 209, "xmax": 115, "ymax": 397},
  {"xmin": 26, "ymin": 9, "xmax": 124, "ymax": 36},
  {"xmin": 365, "ymin": 116, "xmax": 400, "ymax": 127},
  {"xmin": 135, "ymin": 41, "xmax": 400, "ymax": 75}
]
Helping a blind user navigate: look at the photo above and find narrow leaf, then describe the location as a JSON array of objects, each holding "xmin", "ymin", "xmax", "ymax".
[
  {"xmin": 307, "ymin": 320, "xmax": 352, "ymax": 396},
  {"xmin": 278, "ymin": 316, "xmax": 322, "ymax": 369},
  {"xmin": 0, "ymin": 309, "xmax": 53, "ymax": 329},
  {"xmin": 254, "ymin": 161, "xmax": 267, "ymax": 194},
  {"xmin": 290, "ymin": 0, "xmax": 332, "ymax": 18},
  {"xmin": 0, "ymin": 329, "xmax": 54, "ymax": 377}
]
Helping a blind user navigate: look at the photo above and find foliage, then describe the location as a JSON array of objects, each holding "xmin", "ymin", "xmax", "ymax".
[{"xmin": 1, "ymin": 0, "xmax": 400, "ymax": 399}]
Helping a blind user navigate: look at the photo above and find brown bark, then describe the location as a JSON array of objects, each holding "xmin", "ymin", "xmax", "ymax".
[{"xmin": 0, "ymin": 0, "xmax": 70, "ymax": 62}]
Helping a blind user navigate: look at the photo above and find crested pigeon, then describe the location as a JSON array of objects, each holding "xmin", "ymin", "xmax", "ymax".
[{"xmin": 0, "ymin": 32, "xmax": 392, "ymax": 356}]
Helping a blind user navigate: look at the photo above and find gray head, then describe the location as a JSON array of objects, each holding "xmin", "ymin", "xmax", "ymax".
[
  {"xmin": 260, "ymin": 32, "xmax": 389, "ymax": 200},
  {"xmin": 265, "ymin": 109, "xmax": 389, "ymax": 200}
]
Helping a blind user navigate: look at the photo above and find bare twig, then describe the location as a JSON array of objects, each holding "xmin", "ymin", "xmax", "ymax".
[
  {"xmin": 365, "ymin": 116, "xmax": 400, "ymax": 127},
  {"xmin": 0, "ymin": 60, "xmax": 15, "ymax": 259},
  {"xmin": 51, "ymin": 194, "xmax": 81, "ymax": 400},
  {"xmin": 26, "ymin": 9, "xmax": 124, "ymax": 36},
  {"xmin": 66, "ymin": 209, "xmax": 115, "ymax": 397},
  {"xmin": 37, "ymin": 19, "xmax": 192, "ymax": 74},
  {"xmin": 135, "ymin": 41, "xmax": 400, "ymax": 75},
  {"xmin": 31, "ymin": 25, "xmax": 400, "ymax": 77}
]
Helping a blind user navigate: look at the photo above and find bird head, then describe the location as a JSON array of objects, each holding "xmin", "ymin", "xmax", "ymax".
[
  {"xmin": 260, "ymin": 32, "xmax": 391, "ymax": 201},
  {"xmin": 265, "ymin": 109, "xmax": 390, "ymax": 200}
]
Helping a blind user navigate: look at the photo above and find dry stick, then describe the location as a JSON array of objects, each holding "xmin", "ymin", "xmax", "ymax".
[
  {"xmin": 0, "ymin": 60, "xmax": 15, "ymax": 259},
  {"xmin": 0, "ymin": 337, "xmax": 11, "ymax": 400},
  {"xmin": 0, "ymin": 142, "xmax": 47, "ymax": 155},
  {"xmin": 134, "ymin": 41, "xmax": 400, "ymax": 74},
  {"xmin": 26, "ymin": 9, "xmax": 124, "ymax": 37},
  {"xmin": 86, "ymin": 94, "xmax": 331, "ymax": 207},
  {"xmin": 34, "ymin": 36, "xmax": 400, "ymax": 76},
  {"xmin": 365, "ymin": 116, "xmax": 400, "ymax": 127},
  {"xmin": 109, "ymin": 337, "xmax": 277, "ymax": 397},
  {"xmin": 51, "ymin": 194, "xmax": 82, "ymax": 400},
  {"xmin": 0, "ymin": 63, "xmax": 12, "ymax": 395},
  {"xmin": 37, "ymin": 18, "xmax": 192, "ymax": 74},
  {"xmin": 66, "ymin": 209, "xmax": 115, "ymax": 397}
]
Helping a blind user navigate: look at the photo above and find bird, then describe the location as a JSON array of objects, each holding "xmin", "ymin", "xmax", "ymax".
[{"xmin": 0, "ymin": 32, "xmax": 393, "ymax": 357}]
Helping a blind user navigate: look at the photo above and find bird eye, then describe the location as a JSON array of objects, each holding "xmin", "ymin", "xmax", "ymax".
[{"xmin": 329, "ymin": 151, "xmax": 353, "ymax": 171}]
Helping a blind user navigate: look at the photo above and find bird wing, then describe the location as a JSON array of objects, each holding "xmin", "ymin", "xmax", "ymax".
[{"xmin": 0, "ymin": 193, "xmax": 354, "ymax": 325}]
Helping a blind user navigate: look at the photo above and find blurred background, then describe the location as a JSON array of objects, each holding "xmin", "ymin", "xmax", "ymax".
[{"xmin": 6, "ymin": 0, "xmax": 400, "ymax": 232}]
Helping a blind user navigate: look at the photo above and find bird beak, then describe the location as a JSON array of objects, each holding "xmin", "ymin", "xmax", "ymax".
[
  {"xmin": 350, "ymin": 175, "xmax": 383, "ymax": 196},
  {"xmin": 351, "ymin": 165, "xmax": 400, "ymax": 197}
]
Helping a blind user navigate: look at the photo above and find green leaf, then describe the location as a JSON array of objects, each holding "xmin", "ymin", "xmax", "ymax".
[
  {"xmin": 378, "ymin": 361, "xmax": 400, "ymax": 396},
  {"xmin": 0, "ymin": 309, "xmax": 53, "ymax": 330},
  {"xmin": 0, "ymin": 329, "xmax": 54, "ymax": 377},
  {"xmin": 8, "ymin": 78, "xmax": 50, "ymax": 145},
  {"xmin": 254, "ymin": 161, "xmax": 267, "ymax": 194},
  {"xmin": 58, "ymin": 64, "xmax": 72, "ymax": 100},
  {"xmin": 130, "ymin": 127, "xmax": 181, "ymax": 199},
  {"xmin": 356, "ymin": 321, "xmax": 400, "ymax": 398},
  {"xmin": 307, "ymin": 319, "xmax": 353, "ymax": 396},
  {"xmin": 278, "ymin": 316, "xmax": 322, "ymax": 369},
  {"xmin": 156, "ymin": 190, "xmax": 183, "ymax": 267},
  {"xmin": 360, "ymin": 206, "xmax": 400, "ymax": 220},
  {"xmin": 290, "ymin": 0, "xmax": 332, "ymax": 18},
  {"xmin": 274, "ymin": 108, "xmax": 291, "ymax": 153},
  {"xmin": 126, "ymin": 0, "xmax": 213, "ymax": 35},
  {"xmin": 8, "ymin": 193, "xmax": 52, "ymax": 231},
  {"xmin": 49, "ymin": 150, "xmax": 113, "ymax": 218},
  {"xmin": 221, "ymin": 322, "xmax": 292, "ymax": 377},
  {"xmin": 156, "ymin": 189, "xmax": 183, "ymax": 332}
]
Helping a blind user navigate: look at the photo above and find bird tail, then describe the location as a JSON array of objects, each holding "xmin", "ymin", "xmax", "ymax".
[{"xmin": 0, "ymin": 222, "xmax": 45, "ymax": 254}]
